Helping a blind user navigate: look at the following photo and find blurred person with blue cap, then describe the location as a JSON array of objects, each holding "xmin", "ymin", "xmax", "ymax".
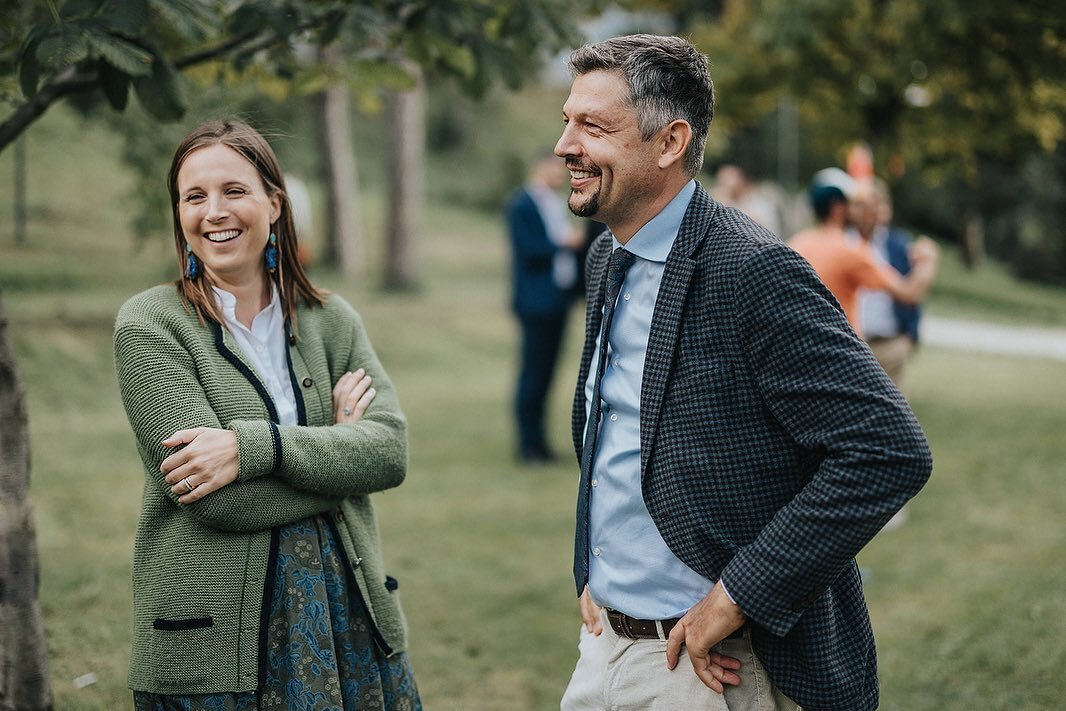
[{"xmin": 788, "ymin": 168, "xmax": 937, "ymax": 337}]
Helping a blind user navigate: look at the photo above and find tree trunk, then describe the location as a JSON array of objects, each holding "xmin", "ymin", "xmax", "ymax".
[
  {"xmin": 314, "ymin": 65, "xmax": 362, "ymax": 276},
  {"xmin": 0, "ymin": 291, "xmax": 53, "ymax": 711},
  {"xmin": 383, "ymin": 63, "xmax": 424, "ymax": 290},
  {"xmin": 961, "ymin": 207, "xmax": 985, "ymax": 269}
]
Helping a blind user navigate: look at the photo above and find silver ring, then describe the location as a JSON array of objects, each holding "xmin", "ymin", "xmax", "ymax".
[
  {"xmin": 184, "ymin": 478, "xmax": 195, "ymax": 493},
  {"xmin": 342, "ymin": 407, "xmax": 352, "ymax": 416}
]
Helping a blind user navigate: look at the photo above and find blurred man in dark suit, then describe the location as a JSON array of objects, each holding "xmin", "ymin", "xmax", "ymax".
[{"xmin": 506, "ymin": 153, "xmax": 584, "ymax": 464}]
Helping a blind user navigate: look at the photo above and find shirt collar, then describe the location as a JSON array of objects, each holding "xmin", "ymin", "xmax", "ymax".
[
  {"xmin": 612, "ymin": 180, "xmax": 696, "ymax": 263},
  {"xmin": 212, "ymin": 283, "xmax": 281, "ymax": 333}
]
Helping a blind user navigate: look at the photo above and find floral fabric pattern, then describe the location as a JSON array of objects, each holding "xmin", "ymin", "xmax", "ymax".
[{"xmin": 134, "ymin": 516, "xmax": 420, "ymax": 711}]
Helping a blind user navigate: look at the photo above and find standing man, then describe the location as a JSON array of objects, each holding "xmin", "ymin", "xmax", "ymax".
[
  {"xmin": 787, "ymin": 168, "xmax": 938, "ymax": 337},
  {"xmin": 851, "ymin": 180, "xmax": 937, "ymax": 393},
  {"xmin": 556, "ymin": 35, "xmax": 931, "ymax": 710},
  {"xmin": 507, "ymin": 152, "xmax": 584, "ymax": 464}
]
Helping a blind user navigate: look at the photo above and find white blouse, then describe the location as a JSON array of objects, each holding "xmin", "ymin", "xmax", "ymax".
[{"xmin": 212, "ymin": 285, "xmax": 298, "ymax": 426}]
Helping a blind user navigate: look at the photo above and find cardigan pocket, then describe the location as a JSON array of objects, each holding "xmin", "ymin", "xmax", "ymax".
[
  {"xmin": 148, "ymin": 616, "xmax": 220, "ymax": 686},
  {"xmin": 153, "ymin": 616, "xmax": 213, "ymax": 631}
]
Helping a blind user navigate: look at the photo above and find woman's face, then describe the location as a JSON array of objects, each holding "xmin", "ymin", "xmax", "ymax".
[{"xmin": 176, "ymin": 144, "xmax": 281, "ymax": 288}]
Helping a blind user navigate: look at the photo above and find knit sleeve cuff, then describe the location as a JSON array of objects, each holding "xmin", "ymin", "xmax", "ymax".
[{"xmin": 227, "ymin": 420, "xmax": 281, "ymax": 482}]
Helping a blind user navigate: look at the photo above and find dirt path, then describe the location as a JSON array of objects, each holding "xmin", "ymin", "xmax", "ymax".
[{"xmin": 921, "ymin": 315, "xmax": 1066, "ymax": 362}]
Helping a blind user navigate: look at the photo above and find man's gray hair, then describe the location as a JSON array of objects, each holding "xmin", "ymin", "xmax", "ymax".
[{"xmin": 568, "ymin": 34, "xmax": 714, "ymax": 176}]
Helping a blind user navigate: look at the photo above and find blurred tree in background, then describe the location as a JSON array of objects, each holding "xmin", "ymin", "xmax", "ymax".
[{"xmin": 687, "ymin": 0, "xmax": 1066, "ymax": 280}]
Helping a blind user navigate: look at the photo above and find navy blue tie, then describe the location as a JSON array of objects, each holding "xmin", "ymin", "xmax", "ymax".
[{"xmin": 575, "ymin": 247, "xmax": 636, "ymax": 595}]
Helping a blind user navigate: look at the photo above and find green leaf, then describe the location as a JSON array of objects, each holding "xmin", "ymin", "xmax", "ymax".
[
  {"xmin": 86, "ymin": 29, "xmax": 154, "ymax": 76},
  {"xmin": 132, "ymin": 54, "xmax": 185, "ymax": 121},
  {"xmin": 98, "ymin": 58, "xmax": 130, "ymax": 110},
  {"xmin": 146, "ymin": 0, "xmax": 215, "ymax": 40},
  {"xmin": 435, "ymin": 41, "xmax": 476, "ymax": 79},
  {"xmin": 96, "ymin": 0, "xmax": 153, "ymax": 36},
  {"xmin": 227, "ymin": 3, "xmax": 272, "ymax": 37},
  {"xmin": 61, "ymin": 0, "xmax": 107, "ymax": 20},
  {"xmin": 35, "ymin": 25, "xmax": 91, "ymax": 68},
  {"xmin": 18, "ymin": 35, "xmax": 43, "ymax": 97}
]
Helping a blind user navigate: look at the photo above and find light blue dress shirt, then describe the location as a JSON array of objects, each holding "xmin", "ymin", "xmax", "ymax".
[{"xmin": 585, "ymin": 180, "xmax": 713, "ymax": 619}]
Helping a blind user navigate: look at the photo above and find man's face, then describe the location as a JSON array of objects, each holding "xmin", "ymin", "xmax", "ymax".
[
  {"xmin": 850, "ymin": 193, "xmax": 879, "ymax": 237},
  {"xmin": 554, "ymin": 70, "xmax": 660, "ymax": 235}
]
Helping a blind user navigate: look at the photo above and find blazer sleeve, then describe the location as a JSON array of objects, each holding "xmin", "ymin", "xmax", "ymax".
[
  {"xmin": 114, "ymin": 320, "xmax": 341, "ymax": 533},
  {"xmin": 227, "ymin": 304, "xmax": 408, "ymax": 498},
  {"xmin": 720, "ymin": 242, "xmax": 932, "ymax": 636}
]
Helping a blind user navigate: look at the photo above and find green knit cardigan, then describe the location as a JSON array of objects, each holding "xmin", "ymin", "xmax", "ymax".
[{"xmin": 114, "ymin": 285, "xmax": 409, "ymax": 694}]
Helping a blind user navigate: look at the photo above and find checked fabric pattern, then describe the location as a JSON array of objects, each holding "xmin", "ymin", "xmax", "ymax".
[
  {"xmin": 569, "ymin": 184, "xmax": 932, "ymax": 711},
  {"xmin": 574, "ymin": 247, "xmax": 636, "ymax": 593}
]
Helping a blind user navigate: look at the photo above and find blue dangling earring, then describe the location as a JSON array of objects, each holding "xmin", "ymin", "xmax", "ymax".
[
  {"xmin": 265, "ymin": 231, "xmax": 279, "ymax": 273},
  {"xmin": 185, "ymin": 243, "xmax": 199, "ymax": 279}
]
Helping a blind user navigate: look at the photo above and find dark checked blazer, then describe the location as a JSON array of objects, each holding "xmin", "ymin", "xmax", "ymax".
[{"xmin": 571, "ymin": 184, "xmax": 932, "ymax": 711}]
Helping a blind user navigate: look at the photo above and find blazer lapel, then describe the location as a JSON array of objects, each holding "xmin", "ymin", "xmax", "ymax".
[{"xmin": 639, "ymin": 184, "xmax": 716, "ymax": 475}]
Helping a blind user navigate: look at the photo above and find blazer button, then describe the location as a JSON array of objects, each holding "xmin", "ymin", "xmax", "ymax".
[{"xmin": 301, "ymin": 377, "xmax": 313, "ymax": 387}]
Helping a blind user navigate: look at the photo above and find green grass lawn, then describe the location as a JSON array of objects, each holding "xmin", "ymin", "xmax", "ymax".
[{"xmin": 1, "ymin": 105, "xmax": 1064, "ymax": 710}]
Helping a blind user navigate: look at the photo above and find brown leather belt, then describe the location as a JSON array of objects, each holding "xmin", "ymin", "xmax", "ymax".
[{"xmin": 605, "ymin": 609, "xmax": 745, "ymax": 641}]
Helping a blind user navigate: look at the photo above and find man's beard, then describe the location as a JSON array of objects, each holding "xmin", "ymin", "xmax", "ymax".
[{"xmin": 569, "ymin": 189, "xmax": 600, "ymax": 218}]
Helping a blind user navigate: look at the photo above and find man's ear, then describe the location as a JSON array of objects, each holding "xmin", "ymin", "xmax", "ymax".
[{"xmin": 658, "ymin": 120, "xmax": 692, "ymax": 170}]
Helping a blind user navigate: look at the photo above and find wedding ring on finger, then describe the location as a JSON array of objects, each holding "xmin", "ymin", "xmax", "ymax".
[
  {"xmin": 342, "ymin": 407, "xmax": 352, "ymax": 416},
  {"xmin": 184, "ymin": 478, "xmax": 195, "ymax": 493}
]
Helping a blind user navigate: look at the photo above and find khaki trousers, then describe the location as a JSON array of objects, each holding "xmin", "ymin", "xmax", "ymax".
[
  {"xmin": 867, "ymin": 334, "xmax": 914, "ymax": 395},
  {"xmin": 561, "ymin": 612, "xmax": 802, "ymax": 711}
]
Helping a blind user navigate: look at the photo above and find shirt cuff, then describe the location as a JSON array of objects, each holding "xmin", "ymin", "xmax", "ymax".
[{"xmin": 719, "ymin": 578, "xmax": 738, "ymax": 606}]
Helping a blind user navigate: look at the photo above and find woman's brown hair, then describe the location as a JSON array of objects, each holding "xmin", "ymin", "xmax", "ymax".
[{"xmin": 168, "ymin": 120, "xmax": 326, "ymax": 329}]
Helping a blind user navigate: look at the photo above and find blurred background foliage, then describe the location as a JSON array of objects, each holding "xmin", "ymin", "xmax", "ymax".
[
  {"xmin": 3, "ymin": 0, "xmax": 1066, "ymax": 281},
  {"xmin": 1, "ymin": 3, "xmax": 1065, "ymax": 709}
]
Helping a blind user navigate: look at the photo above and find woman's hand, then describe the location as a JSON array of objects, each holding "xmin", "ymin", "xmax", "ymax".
[
  {"xmin": 161, "ymin": 427, "xmax": 239, "ymax": 503},
  {"xmin": 333, "ymin": 368, "xmax": 376, "ymax": 424}
]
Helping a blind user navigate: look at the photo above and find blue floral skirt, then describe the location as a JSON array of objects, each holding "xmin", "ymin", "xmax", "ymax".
[{"xmin": 134, "ymin": 517, "xmax": 420, "ymax": 711}]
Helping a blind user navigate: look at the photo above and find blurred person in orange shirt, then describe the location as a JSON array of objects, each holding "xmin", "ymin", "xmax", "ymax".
[{"xmin": 788, "ymin": 168, "xmax": 937, "ymax": 337}]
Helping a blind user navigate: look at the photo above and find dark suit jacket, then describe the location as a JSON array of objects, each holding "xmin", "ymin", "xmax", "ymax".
[
  {"xmin": 571, "ymin": 184, "xmax": 932, "ymax": 711},
  {"xmin": 506, "ymin": 187, "xmax": 571, "ymax": 318},
  {"xmin": 884, "ymin": 227, "xmax": 922, "ymax": 342}
]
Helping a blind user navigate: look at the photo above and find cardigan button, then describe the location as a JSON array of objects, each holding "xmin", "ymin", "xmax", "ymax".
[{"xmin": 301, "ymin": 377, "xmax": 313, "ymax": 387}]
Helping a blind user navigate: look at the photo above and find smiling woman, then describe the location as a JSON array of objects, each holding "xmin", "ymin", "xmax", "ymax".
[
  {"xmin": 176, "ymin": 143, "xmax": 281, "ymax": 305},
  {"xmin": 113, "ymin": 120, "xmax": 422, "ymax": 710}
]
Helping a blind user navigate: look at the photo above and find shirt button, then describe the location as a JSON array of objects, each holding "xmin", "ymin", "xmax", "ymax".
[
  {"xmin": 592, "ymin": 547, "xmax": 601, "ymax": 557},
  {"xmin": 613, "ymin": 358, "xmax": 621, "ymax": 367},
  {"xmin": 301, "ymin": 377, "xmax": 313, "ymax": 387},
  {"xmin": 624, "ymin": 293, "xmax": 631, "ymax": 301},
  {"xmin": 591, "ymin": 479, "xmax": 598, "ymax": 487},
  {"xmin": 255, "ymin": 345, "xmax": 264, "ymax": 353},
  {"xmin": 610, "ymin": 414, "xmax": 618, "ymax": 422}
]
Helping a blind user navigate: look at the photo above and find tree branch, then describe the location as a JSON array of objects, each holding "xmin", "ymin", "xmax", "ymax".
[{"xmin": 0, "ymin": 28, "xmax": 298, "ymax": 153}]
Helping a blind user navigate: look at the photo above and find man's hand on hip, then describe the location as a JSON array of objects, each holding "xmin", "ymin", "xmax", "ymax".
[
  {"xmin": 579, "ymin": 585, "xmax": 604, "ymax": 635},
  {"xmin": 665, "ymin": 580, "xmax": 746, "ymax": 693}
]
